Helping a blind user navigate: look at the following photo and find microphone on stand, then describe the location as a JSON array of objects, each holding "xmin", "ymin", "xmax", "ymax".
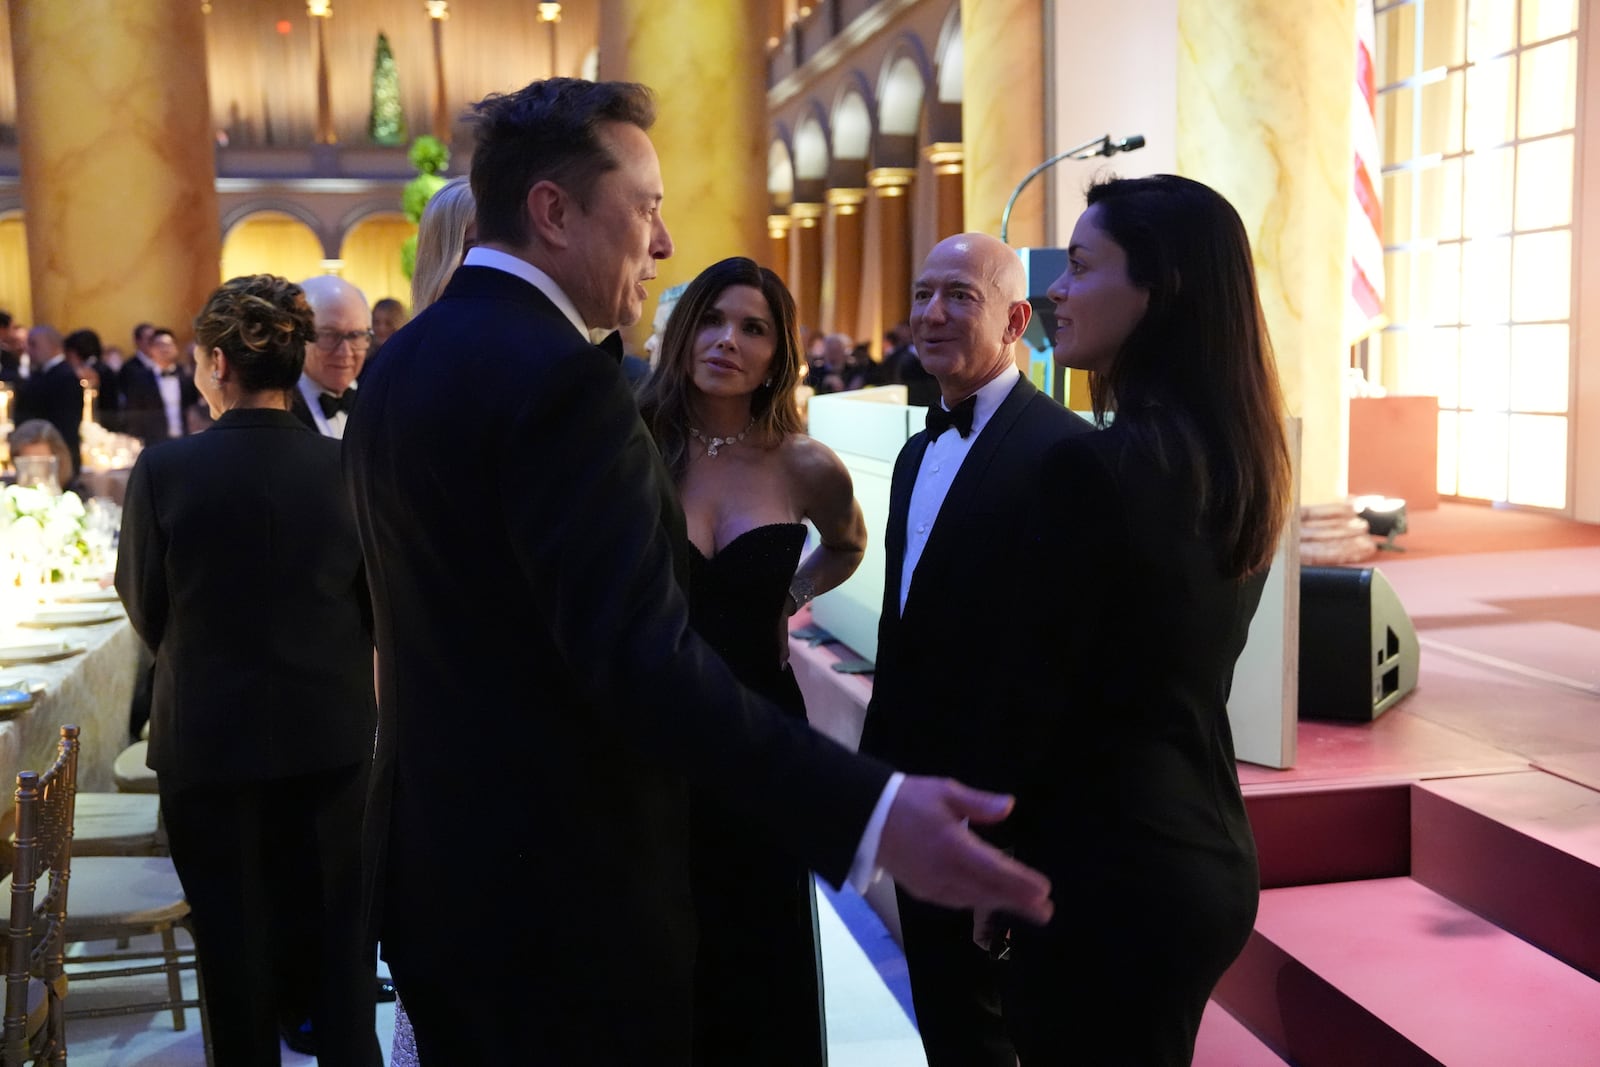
[{"xmin": 999, "ymin": 132, "xmax": 1147, "ymax": 244}]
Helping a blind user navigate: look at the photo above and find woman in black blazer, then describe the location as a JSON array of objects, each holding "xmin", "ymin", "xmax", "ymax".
[
  {"xmin": 993, "ymin": 175, "xmax": 1293, "ymax": 1065},
  {"xmin": 116, "ymin": 275, "xmax": 381, "ymax": 1066}
]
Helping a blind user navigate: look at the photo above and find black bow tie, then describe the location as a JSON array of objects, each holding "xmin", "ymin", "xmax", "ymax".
[
  {"xmin": 158, "ymin": 367, "xmax": 178, "ymax": 378},
  {"xmin": 596, "ymin": 331, "xmax": 624, "ymax": 363},
  {"xmin": 925, "ymin": 394, "xmax": 977, "ymax": 440},
  {"xmin": 318, "ymin": 391, "xmax": 355, "ymax": 419}
]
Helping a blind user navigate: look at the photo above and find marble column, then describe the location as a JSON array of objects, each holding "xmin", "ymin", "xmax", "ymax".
[
  {"xmin": 787, "ymin": 202, "xmax": 825, "ymax": 339},
  {"xmin": 869, "ymin": 168, "xmax": 915, "ymax": 338},
  {"xmin": 767, "ymin": 214, "xmax": 793, "ymax": 288},
  {"xmin": 601, "ymin": 0, "xmax": 767, "ymax": 347},
  {"xmin": 961, "ymin": 0, "xmax": 1046, "ymax": 245},
  {"xmin": 309, "ymin": 1, "xmax": 336, "ymax": 145},
  {"xmin": 10, "ymin": 0, "xmax": 221, "ymax": 346},
  {"xmin": 1178, "ymin": 0, "xmax": 1354, "ymax": 503},
  {"xmin": 822, "ymin": 188, "xmax": 866, "ymax": 340},
  {"xmin": 924, "ymin": 143, "xmax": 965, "ymax": 242}
]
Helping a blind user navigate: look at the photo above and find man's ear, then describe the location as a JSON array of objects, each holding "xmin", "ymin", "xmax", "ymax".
[
  {"xmin": 525, "ymin": 180, "xmax": 570, "ymax": 250},
  {"xmin": 1003, "ymin": 299, "xmax": 1032, "ymax": 345}
]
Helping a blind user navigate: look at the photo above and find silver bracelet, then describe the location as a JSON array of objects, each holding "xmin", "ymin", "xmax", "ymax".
[{"xmin": 789, "ymin": 575, "xmax": 817, "ymax": 611}]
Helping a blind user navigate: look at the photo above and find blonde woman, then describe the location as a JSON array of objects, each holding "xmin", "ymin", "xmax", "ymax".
[{"xmin": 409, "ymin": 176, "xmax": 477, "ymax": 312}]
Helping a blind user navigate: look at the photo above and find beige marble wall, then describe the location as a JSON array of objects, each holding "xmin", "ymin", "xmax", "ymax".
[
  {"xmin": 601, "ymin": 0, "xmax": 768, "ymax": 348},
  {"xmin": 961, "ymin": 0, "xmax": 1046, "ymax": 245},
  {"xmin": 1177, "ymin": 0, "xmax": 1355, "ymax": 504},
  {"xmin": 11, "ymin": 0, "xmax": 220, "ymax": 344}
]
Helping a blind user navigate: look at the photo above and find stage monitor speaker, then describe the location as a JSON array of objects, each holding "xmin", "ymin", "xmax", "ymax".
[{"xmin": 1298, "ymin": 566, "xmax": 1419, "ymax": 722}]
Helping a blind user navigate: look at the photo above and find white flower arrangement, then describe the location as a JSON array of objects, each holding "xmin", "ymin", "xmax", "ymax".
[{"xmin": 2, "ymin": 484, "xmax": 90, "ymax": 580}]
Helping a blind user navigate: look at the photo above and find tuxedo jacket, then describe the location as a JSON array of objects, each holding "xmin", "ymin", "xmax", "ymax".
[
  {"xmin": 342, "ymin": 265, "xmax": 891, "ymax": 1062},
  {"xmin": 117, "ymin": 358, "xmax": 200, "ymax": 446},
  {"xmin": 115, "ymin": 408, "xmax": 377, "ymax": 783},
  {"xmin": 861, "ymin": 376, "xmax": 1091, "ymax": 803},
  {"xmin": 14, "ymin": 360, "xmax": 84, "ymax": 467}
]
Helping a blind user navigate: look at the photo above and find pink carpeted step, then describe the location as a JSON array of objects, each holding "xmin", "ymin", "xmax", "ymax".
[
  {"xmin": 1192, "ymin": 1000, "xmax": 1289, "ymax": 1065},
  {"xmin": 1215, "ymin": 877, "xmax": 1600, "ymax": 1066},
  {"xmin": 1412, "ymin": 770, "xmax": 1600, "ymax": 978}
]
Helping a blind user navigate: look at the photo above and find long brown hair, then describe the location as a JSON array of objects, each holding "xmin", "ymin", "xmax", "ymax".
[
  {"xmin": 1084, "ymin": 175, "xmax": 1291, "ymax": 579},
  {"xmin": 637, "ymin": 257, "xmax": 804, "ymax": 482}
]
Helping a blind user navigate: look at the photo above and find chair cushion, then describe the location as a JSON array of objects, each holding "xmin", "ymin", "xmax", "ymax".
[
  {"xmin": 57, "ymin": 857, "xmax": 188, "ymax": 930},
  {"xmin": 112, "ymin": 741, "xmax": 159, "ymax": 794},
  {"xmin": 71, "ymin": 793, "xmax": 162, "ymax": 856}
]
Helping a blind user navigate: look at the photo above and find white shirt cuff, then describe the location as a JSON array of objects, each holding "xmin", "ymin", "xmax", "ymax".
[{"xmin": 845, "ymin": 771, "xmax": 905, "ymax": 892}]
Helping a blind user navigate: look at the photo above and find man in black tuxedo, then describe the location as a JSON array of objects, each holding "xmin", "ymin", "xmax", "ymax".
[
  {"xmin": 15, "ymin": 325, "xmax": 84, "ymax": 471},
  {"xmin": 117, "ymin": 326, "xmax": 199, "ymax": 446},
  {"xmin": 290, "ymin": 276, "xmax": 370, "ymax": 439},
  {"xmin": 343, "ymin": 78, "xmax": 1053, "ymax": 1065},
  {"xmin": 860, "ymin": 232, "xmax": 1092, "ymax": 1066}
]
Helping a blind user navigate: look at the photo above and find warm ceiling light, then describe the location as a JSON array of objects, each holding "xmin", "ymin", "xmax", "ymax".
[
  {"xmin": 425, "ymin": 0, "xmax": 448, "ymax": 19},
  {"xmin": 306, "ymin": 0, "xmax": 332, "ymax": 16},
  {"xmin": 537, "ymin": 2, "xmax": 562, "ymax": 22}
]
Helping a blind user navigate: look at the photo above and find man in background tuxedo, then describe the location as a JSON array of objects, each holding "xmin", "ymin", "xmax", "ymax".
[
  {"xmin": 343, "ymin": 78, "xmax": 1053, "ymax": 1065},
  {"xmin": 117, "ymin": 326, "xmax": 199, "ymax": 446},
  {"xmin": 860, "ymin": 232, "xmax": 1092, "ymax": 1066},
  {"xmin": 292, "ymin": 276, "xmax": 370, "ymax": 439},
  {"xmin": 16, "ymin": 325, "xmax": 84, "ymax": 471}
]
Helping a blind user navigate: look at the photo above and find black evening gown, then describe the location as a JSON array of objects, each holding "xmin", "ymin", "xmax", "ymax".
[{"xmin": 688, "ymin": 522, "xmax": 827, "ymax": 1067}]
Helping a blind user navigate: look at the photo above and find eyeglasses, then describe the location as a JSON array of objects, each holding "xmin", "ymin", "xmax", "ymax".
[{"xmin": 313, "ymin": 329, "xmax": 375, "ymax": 352}]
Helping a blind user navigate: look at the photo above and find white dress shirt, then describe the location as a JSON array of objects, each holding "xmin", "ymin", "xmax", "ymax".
[
  {"xmin": 136, "ymin": 352, "xmax": 184, "ymax": 440},
  {"xmin": 463, "ymin": 246, "xmax": 904, "ymax": 890},
  {"xmin": 296, "ymin": 374, "xmax": 357, "ymax": 440},
  {"xmin": 899, "ymin": 365, "xmax": 1021, "ymax": 615}
]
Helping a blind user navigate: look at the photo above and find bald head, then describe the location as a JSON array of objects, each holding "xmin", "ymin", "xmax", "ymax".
[
  {"xmin": 910, "ymin": 232, "xmax": 1032, "ymax": 403},
  {"xmin": 299, "ymin": 275, "xmax": 372, "ymax": 395}
]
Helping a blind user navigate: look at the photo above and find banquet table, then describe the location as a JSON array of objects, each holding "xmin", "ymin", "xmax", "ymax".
[{"xmin": 0, "ymin": 591, "xmax": 142, "ymax": 795}]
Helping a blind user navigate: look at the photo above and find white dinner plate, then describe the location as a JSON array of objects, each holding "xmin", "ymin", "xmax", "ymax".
[
  {"xmin": 43, "ymin": 584, "xmax": 120, "ymax": 605},
  {"xmin": 0, "ymin": 642, "xmax": 86, "ymax": 666},
  {"xmin": 19, "ymin": 607, "xmax": 124, "ymax": 629},
  {"xmin": 0, "ymin": 676, "xmax": 47, "ymax": 697}
]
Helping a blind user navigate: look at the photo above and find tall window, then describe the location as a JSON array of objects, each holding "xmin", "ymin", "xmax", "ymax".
[{"xmin": 1376, "ymin": 0, "xmax": 1579, "ymax": 510}]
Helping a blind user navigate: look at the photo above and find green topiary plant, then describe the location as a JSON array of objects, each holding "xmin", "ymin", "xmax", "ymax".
[
  {"xmin": 399, "ymin": 135, "xmax": 451, "ymax": 281},
  {"xmin": 367, "ymin": 32, "xmax": 408, "ymax": 146}
]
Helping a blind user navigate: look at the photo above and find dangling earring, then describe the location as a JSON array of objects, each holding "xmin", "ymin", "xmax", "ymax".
[
  {"xmin": 763, "ymin": 378, "xmax": 773, "ymax": 388},
  {"xmin": 210, "ymin": 373, "xmax": 220, "ymax": 384}
]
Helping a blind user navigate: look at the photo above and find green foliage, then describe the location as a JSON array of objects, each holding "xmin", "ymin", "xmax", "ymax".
[
  {"xmin": 367, "ymin": 32, "xmax": 408, "ymax": 146},
  {"xmin": 402, "ymin": 173, "xmax": 447, "ymax": 224},
  {"xmin": 400, "ymin": 234, "xmax": 418, "ymax": 282},
  {"xmin": 407, "ymin": 135, "xmax": 450, "ymax": 176}
]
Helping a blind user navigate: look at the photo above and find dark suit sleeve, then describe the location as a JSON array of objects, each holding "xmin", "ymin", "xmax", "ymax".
[
  {"xmin": 113, "ymin": 452, "xmax": 168, "ymax": 651},
  {"xmin": 499, "ymin": 346, "xmax": 892, "ymax": 885}
]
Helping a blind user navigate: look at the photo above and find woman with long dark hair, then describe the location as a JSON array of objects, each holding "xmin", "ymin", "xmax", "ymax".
[
  {"xmin": 995, "ymin": 174, "xmax": 1291, "ymax": 1064},
  {"xmin": 637, "ymin": 256, "xmax": 867, "ymax": 1066}
]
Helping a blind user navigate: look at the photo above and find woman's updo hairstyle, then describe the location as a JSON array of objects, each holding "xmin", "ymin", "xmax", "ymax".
[{"xmin": 193, "ymin": 274, "xmax": 316, "ymax": 393}]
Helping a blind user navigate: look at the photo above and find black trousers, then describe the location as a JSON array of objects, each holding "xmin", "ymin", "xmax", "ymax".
[
  {"xmin": 895, "ymin": 886, "xmax": 1015, "ymax": 1067},
  {"xmin": 160, "ymin": 762, "xmax": 381, "ymax": 1067}
]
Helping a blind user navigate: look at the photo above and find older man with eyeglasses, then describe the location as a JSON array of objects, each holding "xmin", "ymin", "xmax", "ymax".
[{"xmin": 294, "ymin": 275, "xmax": 373, "ymax": 439}]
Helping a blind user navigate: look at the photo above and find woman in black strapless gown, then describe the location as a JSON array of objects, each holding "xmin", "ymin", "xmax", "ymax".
[{"xmin": 638, "ymin": 258, "xmax": 867, "ymax": 1067}]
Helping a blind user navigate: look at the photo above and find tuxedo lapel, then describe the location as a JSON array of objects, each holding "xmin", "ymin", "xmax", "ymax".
[
  {"xmin": 901, "ymin": 376, "xmax": 1039, "ymax": 618},
  {"xmin": 881, "ymin": 432, "xmax": 930, "ymax": 620}
]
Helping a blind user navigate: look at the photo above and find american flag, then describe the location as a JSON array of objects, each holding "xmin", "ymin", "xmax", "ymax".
[{"xmin": 1347, "ymin": 0, "xmax": 1386, "ymax": 345}]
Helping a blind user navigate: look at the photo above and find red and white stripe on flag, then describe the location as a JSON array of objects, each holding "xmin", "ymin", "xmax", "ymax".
[{"xmin": 1347, "ymin": 0, "xmax": 1386, "ymax": 346}]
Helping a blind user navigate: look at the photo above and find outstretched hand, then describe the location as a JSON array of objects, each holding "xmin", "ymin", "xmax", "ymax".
[{"xmin": 876, "ymin": 776, "xmax": 1053, "ymax": 926}]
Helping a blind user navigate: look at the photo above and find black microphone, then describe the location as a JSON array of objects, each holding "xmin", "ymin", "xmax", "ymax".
[{"xmin": 1102, "ymin": 134, "xmax": 1146, "ymax": 157}]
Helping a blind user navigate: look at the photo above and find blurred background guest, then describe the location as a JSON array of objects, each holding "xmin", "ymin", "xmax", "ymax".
[
  {"xmin": 16, "ymin": 325, "xmax": 84, "ymax": 471},
  {"xmin": 408, "ymin": 175, "xmax": 477, "ymax": 314},
  {"xmin": 637, "ymin": 256, "xmax": 867, "ymax": 1066},
  {"xmin": 117, "ymin": 325, "xmax": 199, "ymax": 446},
  {"xmin": 7, "ymin": 418, "xmax": 81, "ymax": 497},
  {"xmin": 116, "ymin": 273, "xmax": 382, "ymax": 1066},
  {"xmin": 368, "ymin": 297, "xmax": 409, "ymax": 363}
]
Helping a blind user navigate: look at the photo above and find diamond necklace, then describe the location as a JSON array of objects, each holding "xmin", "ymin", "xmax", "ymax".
[{"xmin": 689, "ymin": 419, "xmax": 755, "ymax": 458}]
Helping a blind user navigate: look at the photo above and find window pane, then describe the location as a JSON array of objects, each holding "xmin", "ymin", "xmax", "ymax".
[
  {"xmin": 1424, "ymin": 0, "xmax": 1469, "ymax": 68},
  {"xmin": 1423, "ymin": 325, "xmax": 1462, "ymax": 408},
  {"xmin": 1507, "ymin": 414, "xmax": 1567, "ymax": 507},
  {"xmin": 1423, "ymin": 242, "xmax": 1462, "ymax": 324},
  {"xmin": 1382, "ymin": 86, "xmax": 1416, "ymax": 162},
  {"xmin": 1421, "ymin": 71, "xmax": 1466, "ymax": 156},
  {"xmin": 1416, "ymin": 156, "xmax": 1462, "ymax": 241},
  {"xmin": 1508, "ymin": 324, "xmax": 1569, "ymax": 413},
  {"xmin": 1464, "ymin": 56, "xmax": 1514, "ymax": 148},
  {"xmin": 1384, "ymin": 169, "xmax": 1415, "ymax": 244},
  {"xmin": 1514, "ymin": 135, "xmax": 1574, "ymax": 230},
  {"xmin": 1511, "ymin": 231, "xmax": 1571, "ymax": 322},
  {"xmin": 1457, "ymin": 410, "xmax": 1509, "ymax": 499},
  {"xmin": 1461, "ymin": 237, "xmax": 1511, "ymax": 321},
  {"xmin": 1522, "ymin": 0, "xmax": 1577, "ymax": 46},
  {"xmin": 1381, "ymin": 329, "xmax": 1411, "ymax": 396},
  {"xmin": 1467, "ymin": 0, "xmax": 1517, "ymax": 58},
  {"xmin": 1459, "ymin": 325, "xmax": 1510, "ymax": 410},
  {"xmin": 1462, "ymin": 150, "xmax": 1513, "ymax": 236},
  {"xmin": 1437, "ymin": 409, "xmax": 1459, "ymax": 495},
  {"xmin": 1385, "ymin": 249, "xmax": 1413, "ymax": 324},
  {"xmin": 1518, "ymin": 39, "xmax": 1577, "ymax": 138},
  {"xmin": 1379, "ymin": 3, "xmax": 1418, "ymax": 85}
]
